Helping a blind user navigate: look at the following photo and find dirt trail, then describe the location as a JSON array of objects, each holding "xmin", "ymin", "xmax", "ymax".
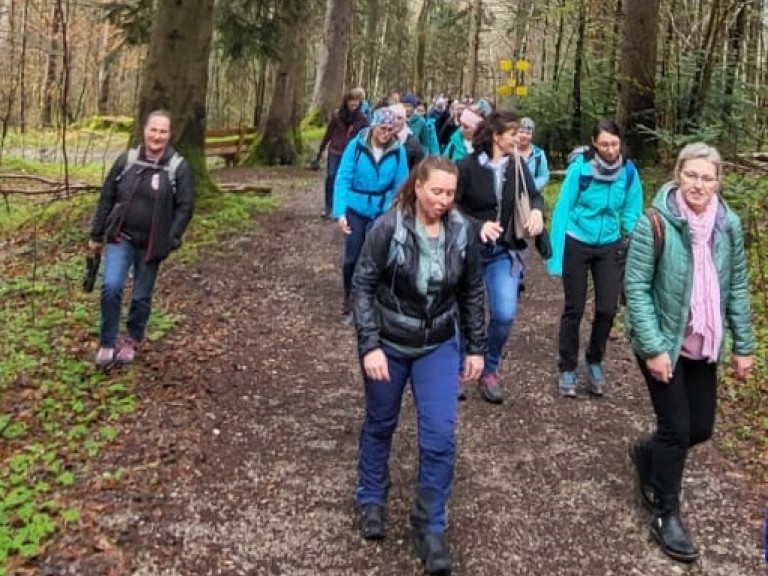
[{"xmin": 42, "ymin": 167, "xmax": 764, "ymax": 576}]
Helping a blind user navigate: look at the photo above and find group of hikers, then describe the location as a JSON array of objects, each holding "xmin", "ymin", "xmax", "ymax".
[{"xmin": 85, "ymin": 99, "xmax": 754, "ymax": 575}]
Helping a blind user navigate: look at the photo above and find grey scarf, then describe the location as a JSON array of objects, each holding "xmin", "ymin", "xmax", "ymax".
[{"xmin": 591, "ymin": 153, "xmax": 623, "ymax": 183}]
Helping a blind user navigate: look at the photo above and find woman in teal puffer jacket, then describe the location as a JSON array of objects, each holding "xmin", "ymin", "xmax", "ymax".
[{"xmin": 624, "ymin": 142, "xmax": 754, "ymax": 564}]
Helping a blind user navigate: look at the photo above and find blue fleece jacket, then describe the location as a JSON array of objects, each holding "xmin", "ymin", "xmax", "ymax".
[
  {"xmin": 332, "ymin": 128, "xmax": 409, "ymax": 220},
  {"xmin": 546, "ymin": 154, "xmax": 643, "ymax": 276},
  {"xmin": 523, "ymin": 145, "xmax": 550, "ymax": 191}
]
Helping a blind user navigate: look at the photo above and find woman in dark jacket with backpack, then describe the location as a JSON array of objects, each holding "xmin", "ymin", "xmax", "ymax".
[
  {"xmin": 456, "ymin": 109, "xmax": 544, "ymax": 404},
  {"xmin": 351, "ymin": 156, "xmax": 486, "ymax": 575},
  {"xmin": 314, "ymin": 92, "xmax": 369, "ymax": 218},
  {"xmin": 88, "ymin": 109, "xmax": 194, "ymax": 369}
]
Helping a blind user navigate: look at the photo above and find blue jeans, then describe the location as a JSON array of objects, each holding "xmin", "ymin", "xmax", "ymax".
[
  {"xmin": 324, "ymin": 152, "xmax": 342, "ymax": 215},
  {"xmin": 100, "ymin": 241, "xmax": 160, "ymax": 347},
  {"xmin": 480, "ymin": 244, "xmax": 522, "ymax": 376},
  {"xmin": 342, "ymin": 208, "xmax": 375, "ymax": 297},
  {"xmin": 357, "ymin": 339, "xmax": 459, "ymax": 534}
]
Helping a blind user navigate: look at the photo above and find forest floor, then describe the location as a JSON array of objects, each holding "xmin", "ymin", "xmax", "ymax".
[{"xmin": 35, "ymin": 166, "xmax": 765, "ymax": 576}]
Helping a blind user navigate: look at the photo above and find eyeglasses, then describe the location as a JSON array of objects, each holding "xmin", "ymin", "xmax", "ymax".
[{"xmin": 681, "ymin": 170, "xmax": 718, "ymax": 185}]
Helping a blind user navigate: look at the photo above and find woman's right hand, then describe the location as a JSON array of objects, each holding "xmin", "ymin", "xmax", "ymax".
[
  {"xmin": 337, "ymin": 216, "xmax": 352, "ymax": 235},
  {"xmin": 645, "ymin": 353, "xmax": 673, "ymax": 383},
  {"xmin": 479, "ymin": 221, "xmax": 504, "ymax": 243},
  {"xmin": 363, "ymin": 348, "xmax": 390, "ymax": 382}
]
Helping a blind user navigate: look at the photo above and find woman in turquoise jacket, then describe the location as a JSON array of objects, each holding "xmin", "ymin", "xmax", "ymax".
[
  {"xmin": 333, "ymin": 107, "xmax": 409, "ymax": 319},
  {"xmin": 547, "ymin": 119, "xmax": 643, "ymax": 397},
  {"xmin": 625, "ymin": 142, "xmax": 753, "ymax": 564}
]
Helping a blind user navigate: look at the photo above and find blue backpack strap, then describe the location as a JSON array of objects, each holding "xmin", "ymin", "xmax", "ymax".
[{"xmin": 624, "ymin": 160, "xmax": 636, "ymax": 191}]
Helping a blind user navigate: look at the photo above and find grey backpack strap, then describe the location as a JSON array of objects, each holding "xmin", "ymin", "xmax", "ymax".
[{"xmin": 387, "ymin": 209, "xmax": 408, "ymax": 267}]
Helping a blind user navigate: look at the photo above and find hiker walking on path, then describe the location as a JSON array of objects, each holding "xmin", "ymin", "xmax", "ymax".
[
  {"xmin": 390, "ymin": 103, "xmax": 425, "ymax": 170},
  {"xmin": 547, "ymin": 119, "xmax": 643, "ymax": 398},
  {"xmin": 351, "ymin": 156, "xmax": 486, "ymax": 575},
  {"xmin": 456, "ymin": 110, "xmax": 544, "ymax": 404},
  {"xmin": 442, "ymin": 108, "xmax": 482, "ymax": 163},
  {"xmin": 625, "ymin": 142, "xmax": 753, "ymax": 564},
  {"xmin": 514, "ymin": 117, "xmax": 550, "ymax": 192},
  {"xmin": 333, "ymin": 108, "xmax": 409, "ymax": 320},
  {"xmin": 314, "ymin": 92, "xmax": 369, "ymax": 218},
  {"xmin": 88, "ymin": 109, "xmax": 194, "ymax": 369}
]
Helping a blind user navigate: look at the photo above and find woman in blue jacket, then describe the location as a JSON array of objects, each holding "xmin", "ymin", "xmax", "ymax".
[
  {"xmin": 333, "ymin": 107, "xmax": 409, "ymax": 319},
  {"xmin": 547, "ymin": 119, "xmax": 643, "ymax": 397}
]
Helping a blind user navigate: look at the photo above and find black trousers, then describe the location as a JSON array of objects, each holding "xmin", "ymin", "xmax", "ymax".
[
  {"xmin": 557, "ymin": 235, "xmax": 622, "ymax": 372},
  {"xmin": 637, "ymin": 355, "xmax": 718, "ymax": 514}
]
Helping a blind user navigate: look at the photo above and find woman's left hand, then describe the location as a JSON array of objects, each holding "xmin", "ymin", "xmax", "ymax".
[
  {"xmin": 525, "ymin": 209, "xmax": 543, "ymax": 236},
  {"xmin": 462, "ymin": 354, "xmax": 484, "ymax": 382},
  {"xmin": 731, "ymin": 354, "xmax": 753, "ymax": 380}
]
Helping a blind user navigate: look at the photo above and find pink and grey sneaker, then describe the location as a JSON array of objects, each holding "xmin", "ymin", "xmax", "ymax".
[
  {"xmin": 94, "ymin": 347, "xmax": 115, "ymax": 370},
  {"xmin": 478, "ymin": 372, "xmax": 504, "ymax": 404},
  {"xmin": 115, "ymin": 336, "xmax": 139, "ymax": 365}
]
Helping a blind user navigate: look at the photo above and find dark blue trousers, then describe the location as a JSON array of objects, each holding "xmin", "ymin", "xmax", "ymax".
[
  {"xmin": 356, "ymin": 339, "xmax": 459, "ymax": 534},
  {"xmin": 324, "ymin": 152, "xmax": 342, "ymax": 215},
  {"xmin": 342, "ymin": 208, "xmax": 375, "ymax": 298}
]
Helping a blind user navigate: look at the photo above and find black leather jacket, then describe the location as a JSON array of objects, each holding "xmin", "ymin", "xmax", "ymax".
[{"xmin": 351, "ymin": 208, "xmax": 486, "ymax": 358}]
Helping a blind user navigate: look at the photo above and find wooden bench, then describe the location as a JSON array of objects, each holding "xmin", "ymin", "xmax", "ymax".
[{"xmin": 204, "ymin": 126, "xmax": 258, "ymax": 166}]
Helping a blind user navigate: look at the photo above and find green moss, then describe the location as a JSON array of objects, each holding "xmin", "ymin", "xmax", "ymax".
[{"xmin": 82, "ymin": 116, "xmax": 134, "ymax": 132}]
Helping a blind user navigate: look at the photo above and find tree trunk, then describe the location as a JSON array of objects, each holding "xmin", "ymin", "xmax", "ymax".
[
  {"xmin": 685, "ymin": 0, "xmax": 724, "ymax": 129},
  {"xmin": 570, "ymin": 0, "xmax": 586, "ymax": 142},
  {"xmin": 359, "ymin": 0, "xmax": 380, "ymax": 90},
  {"xmin": 413, "ymin": 0, "xmax": 433, "ymax": 97},
  {"xmin": 136, "ymin": 0, "xmax": 216, "ymax": 193},
  {"xmin": 617, "ymin": 0, "xmax": 660, "ymax": 163},
  {"xmin": 465, "ymin": 0, "xmax": 481, "ymax": 96},
  {"xmin": 305, "ymin": 0, "xmax": 353, "ymax": 126},
  {"xmin": 252, "ymin": 16, "xmax": 310, "ymax": 166},
  {"xmin": 42, "ymin": 3, "xmax": 63, "ymax": 127},
  {"xmin": 721, "ymin": 2, "xmax": 747, "ymax": 129},
  {"xmin": 97, "ymin": 22, "xmax": 116, "ymax": 115},
  {"xmin": 553, "ymin": 0, "xmax": 566, "ymax": 85}
]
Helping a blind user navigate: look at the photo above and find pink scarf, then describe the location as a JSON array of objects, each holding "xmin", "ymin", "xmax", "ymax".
[{"xmin": 676, "ymin": 188, "xmax": 722, "ymax": 361}]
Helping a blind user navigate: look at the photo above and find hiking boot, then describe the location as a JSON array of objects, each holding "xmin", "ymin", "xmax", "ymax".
[
  {"xmin": 341, "ymin": 296, "xmax": 353, "ymax": 325},
  {"xmin": 650, "ymin": 510, "xmax": 699, "ymax": 563},
  {"xmin": 359, "ymin": 504, "xmax": 385, "ymax": 541},
  {"xmin": 478, "ymin": 373, "xmax": 503, "ymax": 404},
  {"xmin": 629, "ymin": 438, "xmax": 655, "ymax": 512},
  {"xmin": 115, "ymin": 336, "xmax": 138, "ymax": 365},
  {"xmin": 94, "ymin": 347, "xmax": 115, "ymax": 370},
  {"xmin": 586, "ymin": 363, "xmax": 605, "ymax": 396},
  {"xmin": 558, "ymin": 371, "xmax": 577, "ymax": 398},
  {"xmin": 413, "ymin": 531, "xmax": 452, "ymax": 575}
]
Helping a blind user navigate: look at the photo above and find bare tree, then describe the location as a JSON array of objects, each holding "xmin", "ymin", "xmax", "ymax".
[
  {"xmin": 414, "ymin": 0, "xmax": 433, "ymax": 97},
  {"xmin": 465, "ymin": 0, "xmax": 482, "ymax": 96}
]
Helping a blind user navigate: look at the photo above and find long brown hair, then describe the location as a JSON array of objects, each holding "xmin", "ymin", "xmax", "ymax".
[
  {"xmin": 472, "ymin": 109, "xmax": 519, "ymax": 156},
  {"xmin": 395, "ymin": 156, "xmax": 458, "ymax": 214}
]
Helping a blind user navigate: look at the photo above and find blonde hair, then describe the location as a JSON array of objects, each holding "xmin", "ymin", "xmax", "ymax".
[{"xmin": 674, "ymin": 142, "xmax": 722, "ymax": 180}]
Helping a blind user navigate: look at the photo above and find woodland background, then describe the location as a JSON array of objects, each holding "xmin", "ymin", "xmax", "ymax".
[{"xmin": 0, "ymin": 0, "xmax": 767, "ymax": 166}]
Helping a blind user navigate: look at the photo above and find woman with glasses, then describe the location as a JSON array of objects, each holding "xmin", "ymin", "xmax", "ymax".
[
  {"xmin": 625, "ymin": 142, "xmax": 753, "ymax": 562},
  {"xmin": 333, "ymin": 107, "xmax": 409, "ymax": 321},
  {"xmin": 547, "ymin": 119, "xmax": 643, "ymax": 397}
]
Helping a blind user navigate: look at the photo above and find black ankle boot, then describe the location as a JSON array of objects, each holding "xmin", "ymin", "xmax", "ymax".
[
  {"xmin": 650, "ymin": 508, "xmax": 699, "ymax": 563},
  {"xmin": 412, "ymin": 531, "xmax": 452, "ymax": 575},
  {"xmin": 360, "ymin": 504, "xmax": 385, "ymax": 541},
  {"xmin": 629, "ymin": 437, "xmax": 654, "ymax": 511}
]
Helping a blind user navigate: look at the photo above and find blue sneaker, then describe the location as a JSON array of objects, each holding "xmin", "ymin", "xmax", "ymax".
[
  {"xmin": 558, "ymin": 371, "xmax": 577, "ymax": 398},
  {"xmin": 587, "ymin": 363, "xmax": 605, "ymax": 396}
]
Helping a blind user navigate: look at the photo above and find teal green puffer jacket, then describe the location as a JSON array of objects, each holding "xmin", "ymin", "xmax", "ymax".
[{"xmin": 624, "ymin": 183, "xmax": 753, "ymax": 365}]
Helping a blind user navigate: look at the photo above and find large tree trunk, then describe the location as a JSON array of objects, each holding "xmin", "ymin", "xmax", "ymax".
[
  {"xmin": 97, "ymin": 22, "xmax": 117, "ymax": 115},
  {"xmin": 305, "ymin": 0, "xmax": 353, "ymax": 126},
  {"xmin": 721, "ymin": 3, "xmax": 748, "ymax": 130},
  {"xmin": 413, "ymin": 0, "xmax": 433, "ymax": 97},
  {"xmin": 617, "ymin": 0, "xmax": 660, "ymax": 163},
  {"xmin": 465, "ymin": 0, "xmax": 481, "ymax": 96},
  {"xmin": 570, "ymin": 0, "xmax": 586, "ymax": 142},
  {"xmin": 684, "ymin": 0, "xmax": 724, "ymax": 130},
  {"xmin": 359, "ymin": 0, "xmax": 380, "ymax": 90},
  {"xmin": 252, "ymin": 17, "xmax": 309, "ymax": 166},
  {"xmin": 136, "ymin": 0, "xmax": 216, "ymax": 193}
]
